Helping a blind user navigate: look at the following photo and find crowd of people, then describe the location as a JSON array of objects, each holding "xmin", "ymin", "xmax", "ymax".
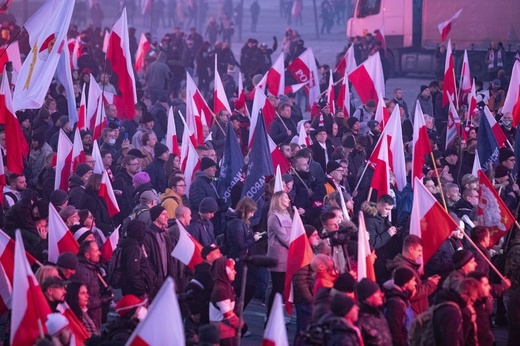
[{"xmin": 3, "ymin": 2, "xmax": 520, "ymax": 346}]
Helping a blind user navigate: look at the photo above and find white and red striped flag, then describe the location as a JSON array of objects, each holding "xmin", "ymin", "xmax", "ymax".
[
  {"xmin": 235, "ymin": 71, "xmax": 247, "ymax": 112},
  {"xmin": 334, "ymin": 45, "xmax": 357, "ymax": 81},
  {"xmin": 273, "ymin": 165, "xmax": 283, "ymax": 193},
  {"xmin": 99, "ymin": 170, "xmax": 120, "ymax": 217},
  {"xmin": 166, "ymin": 106, "xmax": 181, "ymax": 156},
  {"xmin": 0, "ymin": 153, "xmax": 5, "ymax": 209},
  {"xmin": 438, "ymin": 9, "xmax": 462, "ymax": 41},
  {"xmin": 442, "ymin": 40, "xmax": 457, "ymax": 107},
  {"xmin": 284, "ymin": 82, "xmax": 306, "ymax": 95},
  {"xmin": 0, "ymin": 263, "xmax": 11, "ymax": 315},
  {"xmin": 72, "ymin": 128, "xmax": 86, "ymax": 172},
  {"xmin": 10, "ymin": 230, "xmax": 52, "ymax": 346},
  {"xmin": 126, "ymin": 277, "xmax": 184, "ymax": 345},
  {"xmin": 467, "ymin": 79, "xmax": 478, "ymax": 123},
  {"xmin": 92, "ymin": 140, "xmax": 105, "ymax": 174},
  {"xmin": 336, "ymin": 69, "xmax": 351, "ymax": 118},
  {"xmin": 375, "ymin": 26, "xmax": 387, "ymax": 52},
  {"xmin": 412, "ymin": 100, "xmax": 432, "ymax": 186},
  {"xmin": 102, "ymin": 29, "xmax": 110, "ymax": 54},
  {"xmin": 186, "ymin": 74, "xmax": 210, "ymax": 143},
  {"xmin": 248, "ymin": 86, "xmax": 267, "ymax": 148},
  {"xmin": 266, "ymin": 52, "xmax": 285, "ymax": 97},
  {"xmin": 262, "ymin": 293, "xmax": 289, "ymax": 346},
  {"xmin": 100, "ymin": 226, "xmax": 120, "ymax": 262},
  {"xmin": 348, "ymin": 51, "xmax": 385, "ymax": 105},
  {"xmin": 135, "ymin": 33, "xmax": 150, "ymax": 72},
  {"xmin": 268, "ymin": 135, "xmax": 291, "ymax": 174},
  {"xmin": 459, "ymin": 50, "xmax": 471, "ymax": 107},
  {"xmin": 284, "ymin": 207, "xmax": 314, "ymax": 315},
  {"xmin": 357, "ymin": 211, "xmax": 376, "ymax": 281},
  {"xmin": 107, "ymin": 8, "xmax": 137, "ymax": 120},
  {"xmin": 56, "ymin": 302, "xmax": 90, "ymax": 345},
  {"xmin": 472, "ymin": 150, "xmax": 481, "ymax": 176},
  {"xmin": 483, "ymin": 106, "xmax": 508, "ymax": 148},
  {"xmin": 12, "ymin": 0, "xmax": 74, "ymax": 111},
  {"xmin": 503, "ymin": 60, "xmax": 520, "ymax": 126},
  {"xmin": 326, "ymin": 70, "xmax": 335, "ymax": 114},
  {"xmin": 171, "ymin": 219, "xmax": 203, "ymax": 271},
  {"xmin": 374, "ymin": 92, "xmax": 390, "ymax": 130},
  {"xmin": 91, "ymin": 95, "xmax": 106, "ymax": 140},
  {"xmin": 370, "ymin": 129, "xmax": 391, "ymax": 198},
  {"xmin": 54, "ymin": 130, "xmax": 73, "ymax": 191},
  {"xmin": 214, "ymin": 55, "xmax": 232, "ymax": 114},
  {"xmin": 0, "ymin": 40, "xmax": 22, "ymax": 74},
  {"xmin": 48, "ymin": 203, "xmax": 79, "ymax": 264},
  {"xmin": 286, "ymin": 48, "xmax": 320, "ymax": 110},
  {"xmin": 297, "ymin": 122, "xmax": 311, "ymax": 148},
  {"xmin": 410, "ymin": 178, "xmax": 458, "ymax": 268},
  {"xmin": 180, "ymin": 116, "xmax": 201, "ymax": 197},
  {"xmin": 77, "ymin": 83, "xmax": 87, "ymax": 130},
  {"xmin": 70, "ymin": 38, "xmax": 81, "ymax": 70}
]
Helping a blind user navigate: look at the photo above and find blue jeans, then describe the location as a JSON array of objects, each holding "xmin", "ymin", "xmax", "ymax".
[
  {"xmin": 295, "ymin": 302, "xmax": 313, "ymax": 345},
  {"xmin": 255, "ymin": 267, "xmax": 269, "ymax": 300}
]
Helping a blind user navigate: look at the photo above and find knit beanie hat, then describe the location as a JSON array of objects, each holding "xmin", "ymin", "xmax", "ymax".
[
  {"xmin": 394, "ymin": 267, "xmax": 415, "ymax": 287},
  {"xmin": 499, "ymin": 147, "xmax": 515, "ymax": 163},
  {"xmin": 200, "ymin": 157, "xmax": 217, "ymax": 171},
  {"xmin": 347, "ymin": 117, "xmax": 358, "ymax": 129},
  {"xmin": 149, "ymin": 205, "xmax": 166, "ymax": 222},
  {"xmin": 304, "ymin": 224, "xmax": 317, "ymax": 238},
  {"xmin": 330, "ymin": 294, "xmax": 356, "ymax": 317},
  {"xmin": 326, "ymin": 160, "xmax": 341, "ymax": 174},
  {"xmin": 154, "ymin": 143, "xmax": 169, "ymax": 158},
  {"xmin": 334, "ymin": 272, "xmax": 356, "ymax": 293},
  {"xmin": 50, "ymin": 189, "xmax": 68, "ymax": 207},
  {"xmin": 356, "ymin": 278, "xmax": 380, "ymax": 302},
  {"xmin": 75, "ymin": 163, "xmax": 93, "ymax": 178},
  {"xmin": 133, "ymin": 172, "xmax": 151, "ymax": 186},
  {"xmin": 126, "ymin": 220, "xmax": 146, "ymax": 243},
  {"xmin": 452, "ymin": 249, "xmax": 474, "ymax": 269},
  {"xmin": 56, "ymin": 252, "xmax": 79, "ymax": 270},
  {"xmin": 199, "ymin": 197, "xmax": 218, "ymax": 214}
]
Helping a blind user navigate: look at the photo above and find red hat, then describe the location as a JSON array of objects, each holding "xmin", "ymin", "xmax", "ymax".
[{"xmin": 115, "ymin": 295, "xmax": 147, "ymax": 317}]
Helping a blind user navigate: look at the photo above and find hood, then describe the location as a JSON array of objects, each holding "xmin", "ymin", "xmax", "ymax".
[
  {"xmin": 361, "ymin": 201, "xmax": 378, "ymax": 216},
  {"xmin": 68, "ymin": 174, "xmax": 85, "ymax": 188},
  {"xmin": 433, "ymin": 288, "xmax": 466, "ymax": 308},
  {"xmin": 383, "ymin": 280, "xmax": 410, "ymax": 301},
  {"xmin": 225, "ymin": 209, "xmax": 239, "ymax": 221},
  {"xmin": 211, "ymin": 257, "xmax": 231, "ymax": 284},
  {"xmin": 386, "ymin": 254, "xmax": 420, "ymax": 273}
]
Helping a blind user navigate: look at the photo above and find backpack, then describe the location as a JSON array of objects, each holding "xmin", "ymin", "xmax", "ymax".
[
  {"xmin": 121, "ymin": 208, "xmax": 148, "ymax": 234},
  {"xmin": 106, "ymin": 246, "xmax": 124, "ymax": 289},
  {"xmin": 297, "ymin": 321, "xmax": 332, "ymax": 345},
  {"xmin": 408, "ymin": 301, "xmax": 461, "ymax": 346}
]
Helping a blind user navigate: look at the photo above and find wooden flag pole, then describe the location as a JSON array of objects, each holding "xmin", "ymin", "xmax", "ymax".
[
  {"xmin": 367, "ymin": 187, "xmax": 373, "ymax": 202},
  {"xmin": 430, "ymin": 152, "xmax": 448, "ymax": 211},
  {"xmin": 462, "ymin": 231, "xmax": 509, "ymax": 284}
]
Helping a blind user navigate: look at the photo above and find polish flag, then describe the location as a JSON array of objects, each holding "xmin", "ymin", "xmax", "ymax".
[
  {"xmin": 234, "ymin": 71, "xmax": 247, "ymax": 112},
  {"xmin": 336, "ymin": 69, "xmax": 351, "ymax": 118},
  {"xmin": 284, "ymin": 207, "xmax": 314, "ymax": 315},
  {"xmin": 442, "ymin": 40, "xmax": 457, "ymax": 107},
  {"xmin": 70, "ymin": 38, "xmax": 81, "ymax": 70},
  {"xmin": 184, "ymin": 87, "xmax": 204, "ymax": 146},
  {"xmin": 166, "ymin": 106, "xmax": 181, "ymax": 156},
  {"xmin": 375, "ymin": 26, "xmax": 387, "ymax": 52},
  {"xmin": 357, "ymin": 211, "xmax": 376, "ymax": 282},
  {"xmin": 92, "ymin": 141, "xmax": 105, "ymax": 174},
  {"xmin": 467, "ymin": 79, "xmax": 478, "ymax": 123},
  {"xmin": 180, "ymin": 118, "xmax": 201, "ymax": 197},
  {"xmin": 459, "ymin": 50, "xmax": 471, "ymax": 107},
  {"xmin": 266, "ymin": 52, "xmax": 285, "ymax": 97},
  {"xmin": 77, "ymin": 83, "xmax": 87, "ymax": 130},
  {"xmin": 273, "ymin": 165, "xmax": 283, "ymax": 193},
  {"xmin": 56, "ymin": 302, "xmax": 90, "ymax": 345},
  {"xmin": 126, "ymin": 277, "xmax": 185, "ymax": 346},
  {"xmin": 503, "ymin": 60, "xmax": 520, "ymax": 126},
  {"xmin": 102, "ymin": 30, "xmax": 110, "ymax": 54},
  {"xmin": 187, "ymin": 73, "xmax": 212, "ymax": 138},
  {"xmin": 248, "ymin": 86, "xmax": 267, "ymax": 148},
  {"xmin": 213, "ymin": 55, "xmax": 232, "ymax": 114},
  {"xmin": 286, "ymin": 48, "xmax": 320, "ymax": 110},
  {"xmin": 54, "ymin": 130, "xmax": 73, "ymax": 191},
  {"xmin": 0, "ymin": 40, "xmax": 22, "ymax": 74},
  {"xmin": 472, "ymin": 150, "xmax": 481, "ymax": 176},
  {"xmin": 0, "ymin": 153, "xmax": 5, "ymax": 209},
  {"xmin": 369, "ymin": 105, "xmax": 407, "ymax": 190},
  {"xmin": 107, "ymin": 8, "xmax": 137, "ymax": 120},
  {"xmin": 483, "ymin": 106, "xmax": 507, "ymax": 147},
  {"xmin": 438, "ymin": 9, "xmax": 463, "ymax": 41},
  {"xmin": 334, "ymin": 45, "xmax": 357, "ymax": 79},
  {"xmin": 141, "ymin": 0, "xmax": 153, "ymax": 15},
  {"xmin": 268, "ymin": 135, "xmax": 291, "ymax": 174},
  {"xmin": 86, "ymin": 76, "xmax": 114, "ymax": 132},
  {"xmin": 284, "ymin": 82, "xmax": 306, "ymax": 95},
  {"xmin": 445, "ymin": 100, "xmax": 460, "ymax": 149},
  {"xmin": 0, "ymin": 71, "xmax": 28, "ymax": 175},
  {"xmin": 12, "ymin": 0, "xmax": 74, "ymax": 111},
  {"xmin": 99, "ymin": 170, "xmax": 120, "ymax": 217},
  {"xmin": 262, "ymin": 293, "xmax": 289, "ymax": 346},
  {"xmin": 297, "ymin": 122, "xmax": 311, "ymax": 148},
  {"xmin": 135, "ymin": 33, "xmax": 150, "ymax": 72},
  {"xmin": 100, "ymin": 226, "xmax": 120, "ymax": 262},
  {"xmin": 326, "ymin": 71, "xmax": 335, "ymax": 114},
  {"xmin": 91, "ymin": 95, "xmax": 106, "ymax": 140},
  {"xmin": 263, "ymin": 97, "xmax": 278, "ymax": 130},
  {"xmin": 72, "ymin": 128, "xmax": 86, "ymax": 172},
  {"xmin": 337, "ymin": 188, "xmax": 350, "ymax": 221},
  {"xmin": 171, "ymin": 219, "xmax": 203, "ymax": 271},
  {"xmin": 0, "ymin": 263, "xmax": 11, "ymax": 315},
  {"xmin": 410, "ymin": 178, "xmax": 458, "ymax": 266},
  {"xmin": 412, "ymin": 101, "xmax": 432, "ymax": 186},
  {"xmin": 374, "ymin": 93, "xmax": 390, "ymax": 130},
  {"xmin": 348, "ymin": 51, "xmax": 385, "ymax": 105},
  {"xmin": 10, "ymin": 230, "xmax": 52, "ymax": 346},
  {"xmin": 48, "ymin": 203, "xmax": 79, "ymax": 264},
  {"xmin": 370, "ymin": 129, "xmax": 391, "ymax": 198}
]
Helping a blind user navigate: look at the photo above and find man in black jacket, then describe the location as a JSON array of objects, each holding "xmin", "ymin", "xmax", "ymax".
[
  {"xmin": 42, "ymin": 276, "xmax": 67, "ymax": 312},
  {"xmin": 269, "ymin": 103, "xmax": 297, "ymax": 145},
  {"xmin": 310, "ymin": 127, "xmax": 335, "ymax": 173},
  {"xmin": 113, "ymin": 155, "xmax": 140, "ymax": 222}
]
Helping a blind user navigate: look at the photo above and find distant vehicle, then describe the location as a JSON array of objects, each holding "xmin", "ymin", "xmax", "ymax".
[{"xmin": 346, "ymin": 0, "xmax": 520, "ymax": 78}]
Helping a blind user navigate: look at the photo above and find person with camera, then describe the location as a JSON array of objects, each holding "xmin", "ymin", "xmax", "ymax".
[{"xmin": 319, "ymin": 211, "xmax": 351, "ymax": 275}]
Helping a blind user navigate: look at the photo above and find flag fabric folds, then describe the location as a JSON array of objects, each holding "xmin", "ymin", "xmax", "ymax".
[
  {"xmin": 477, "ymin": 108, "xmax": 500, "ymax": 173},
  {"xmin": 48, "ymin": 203, "xmax": 79, "ymax": 263},
  {"xmin": 412, "ymin": 101, "xmax": 432, "ymax": 185},
  {"xmin": 171, "ymin": 220, "xmax": 203, "ymax": 271},
  {"xmin": 100, "ymin": 226, "xmax": 120, "ymax": 263},
  {"xmin": 503, "ymin": 60, "xmax": 520, "ymax": 126},
  {"xmin": 262, "ymin": 293, "xmax": 289, "ymax": 346},
  {"xmin": 348, "ymin": 51, "xmax": 385, "ymax": 105},
  {"xmin": 217, "ymin": 120, "xmax": 245, "ymax": 206},
  {"xmin": 99, "ymin": 170, "xmax": 120, "ymax": 217},
  {"xmin": 438, "ymin": 9, "xmax": 463, "ymax": 41},
  {"xmin": 286, "ymin": 48, "xmax": 320, "ymax": 110},
  {"xmin": 357, "ymin": 211, "xmax": 376, "ymax": 282},
  {"xmin": 442, "ymin": 40, "xmax": 457, "ymax": 107},
  {"xmin": 54, "ymin": 130, "xmax": 73, "ymax": 191}
]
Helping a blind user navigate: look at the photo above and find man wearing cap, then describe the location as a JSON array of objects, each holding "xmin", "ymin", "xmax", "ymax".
[
  {"xmin": 324, "ymin": 161, "xmax": 347, "ymax": 195},
  {"xmin": 188, "ymin": 197, "xmax": 218, "ymax": 247},
  {"xmin": 143, "ymin": 205, "xmax": 176, "ymax": 299},
  {"xmin": 129, "ymin": 190, "xmax": 157, "ymax": 227},
  {"xmin": 310, "ymin": 98, "xmax": 334, "ymax": 130},
  {"xmin": 50, "ymin": 189, "xmax": 68, "ymax": 211},
  {"xmin": 57, "ymin": 252, "xmax": 79, "ymax": 280},
  {"xmin": 310, "ymin": 127, "xmax": 335, "ymax": 173},
  {"xmin": 269, "ymin": 102, "xmax": 298, "ymax": 145},
  {"xmin": 209, "ymin": 109, "xmax": 229, "ymax": 159},
  {"xmin": 102, "ymin": 294, "xmax": 147, "ymax": 343},
  {"xmin": 319, "ymin": 294, "xmax": 361, "ymax": 346},
  {"xmin": 356, "ymin": 278, "xmax": 392, "ymax": 346},
  {"xmin": 131, "ymin": 111, "xmax": 156, "ymax": 150},
  {"xmin": 443, "ymin": 249, "xmax": 478, "ymax": 290},
  {"xmin": 312, "ymin": 272, "xmax": 357, "ymax": 324},
  {"xmin": 68, "ymin": 163, "xmax": 93, "ymax": 208},
  {"xmin": 59, "ymin": 205, "xmax": 80, "ymax": 228},
  {"xmin": 42, "ymin": 276, "xmax": 68, "ymax": 312},
  {"xmin": 383, "ymin": 267, "xmax": 416, "ymax": 346},
  {"xmin": 113, "ymin": 155, "xmax": 140, "ymax": 221},
  {"xmin": 443, "ymin": 147, "xmax": 461, "ymax": 183},
  {"xmin": 145, "ymin": 143, "xmax": 169, "ymax": 193}
]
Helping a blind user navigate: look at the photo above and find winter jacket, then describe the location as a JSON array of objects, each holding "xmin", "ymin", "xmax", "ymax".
[
  {"xmin": 160, "ymin": 189, "xmax": 183, "ymax": 219},
  {"xmin": 185, "ymin": 261, "xmax": 213, "ymax": 324},
  {"xmin": 131, "ymin": 125, "xmax": 154, "ymax": 150},
  {"xmin": 425, "ymin": 237, "xmax": 461, "ymax": 280},
  {"xmin": 269, "ymin": 116, "xmax": 298, "ymax": 145},
  {"xmin": 319, "ymin": 313, "xmax": 361, "ymax": 346},
  {"xmin": 144, "ymin": 52, "xmax": 171, "ymax": 91},
  {"xmin": 386, "ymin": 254, "xmax": 438, "ymax": 316},
  {"xmin": 292, "ymin": 264, "xmax": 314, "ymax": 305},
  {"xmin": 188, "ymin": 218, "xmax": 216, "ymax": 247},
  {"xmin": 310, "ymin": 140, "xmax": 336, "ymax": 173},
  {"xmin": 150, "ymin": 101, "xmax": 168, "ymax": 141},
  {"xmin": 507, "ymin": 287, "xmax": 520, "ymax": 346},
  {"xmin": 80, "ymin": 189, "xmax": 113, "ymax": 236},
  {"xmin": 210, "ymin": 258, "xmax": 240, "ymax": 340},
  {"xmin": 225, "ymin": 211, "xmax": 255, "ymax": 260},
  {"xmin": 71, "ymin": 256, "xmax": 103, "ymax": 330},
  {"xmin": 113, "ymin": 170, "xmax": 136, "ymax": 221},
  {"xmin": 416, "ymin": 94, "xmax": 434, "ymax": 117},
  {"xmin": 357, "ymin": 302, "xmax": 392, "ymax": 346},
  {"xmin": 188, "ymin": 171, "xmax": 219, "ymax": 216},
  {"xmin": 119, "ymin": 236, "xmax": 157, "ymax": 297},
  {"xmin": 100, "ymin": 317, "xmax": 139, "ymax": 345},
  {"xmin": 145, "ymin": 158, "xmax": 167, "ymax": 193},
  {"xmin": 473, "ymin": 296, "xmax": 495, "ymax": 346},
  {"xmin": 28, "ymin": 143, "xmax": 53, "ymax": 185},
  {"xmin": 454, "ymin": 198, "xmax": 474, "ymax": 221},
  {"xmin": 312, "ymin": 287, "xmax": 334, "ymax": 324},
  {"xmin": 68, "ymin": 174, "xmax": 86, "ymax": 208},
  {"xmin": 267, "ymin": 211, "xmax": 291, "ymax": 272},
  {"xmin": 209, "ymin": 119, "xmax": 227, "ymax": 158},
  {"xmin": 432, "ymin": 289, "xmax": 465, "ymax": 346},
  {"xmin": 383, "ymin": 282, "xmax": 414, "ymax": 346}
]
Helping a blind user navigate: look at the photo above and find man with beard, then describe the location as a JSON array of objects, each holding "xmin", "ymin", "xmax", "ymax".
[
  {"xmin": 291, "ymin": 154, "xmax": 326, "ymax": 225},
  {"xmin": 27, "ymin": 131, "xmax": 53, "ymax": 186},
  {"xmin": 392, "ymin": 88, "xmax": 409, "ymax": 119},
  {"xmin": 42, "ymin": 276, "xmax": 68, "ymax": 312}
]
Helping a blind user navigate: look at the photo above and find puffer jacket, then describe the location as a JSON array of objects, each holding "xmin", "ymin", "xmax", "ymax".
[
  {"xmin": 383, "ymin": 281, "xmax": 414, "ymax": 346},
  {"xmin": 320, "ymin": 313, "xmax": 361, "ymax": 346},
  {"xmin": 357, "ymin": 302, "xmax": 392, "ymax": 346},
  {"xmin": 188, "ymin": 217, "xmax": 216, "ymax": 247},
  {"xmin": 119, "ymin": 236, "xmax": 157, "ymax": 297},
  {"xmin": 71, "ymin": 256, "xmax": 103, "ymax": 329},
  {"xmin": 292, "ymin": 264, "xmax": 314, "ymax": 305},
  {"xmin": 225, "ymin": 210, "xmax": 255, "ymax": 260},
  {"xmin": 68, "ymin": 173, "xmax": 86, "ymax": 208}
]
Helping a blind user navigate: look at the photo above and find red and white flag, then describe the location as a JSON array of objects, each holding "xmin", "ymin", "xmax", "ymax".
[
  {"xmin": 348, "ymin": 51, "xmax": 385, "ymax": 105},
  {"xmin": 412, "ymin": 101, "xmax": 432, "ymax": 186},
  {"xmin": 262, "ymin": 293, "xmax": 289, "ymax": 346},
  {"xmin": 171, "ymin": 219, "xmax": 203, "ymax": 271},
  {"xmin": 12, "ymin": 0, "xmax": 74, "ymax": 111},
  {"xmin": 326, "ymin": 71, "xmax": 335, "ymax": 114},
  {"xmin": 77, "ymin": 83, "xmax": 87, "ymax": 130},
  {"xmin": 0, "ymin": 153, "xmax": 5, "ymax": 209},
  {"xmin": 336, "ymin": 69, "xmax": 351, "ymax": 118},
  {"xmin": 56, "ymin": 43, "xmax": 78, "ymax": 123},
  {"xmin": 357, "ymin": 211, "xmax": 376, "ymax": 282},
  {"xmin": 503, "ymin": 60, "xmax": 520, "ymax": 126},
  {"xmin": 459, "ymin": 50, "xmax": 471, "ymax": 107},
  {"xmin": 370, "ymin": 129, "xmax": 391, "ymax": 198},
  {"xmin": 72, "ymin": 128, "xmax": 86, "ymax": 173},
  {"xmin": 166, "ymin": 106, "xmax": 181, "ymax": 156},
  {"xmin": 0, "ymin": 263, "xmax": 11, "ymax": 315},
  {"xmin": 442, "ymin": 40, "xmax": 457, "ymax": 107},
  {"xmin": 284, "ymin": 207, "xmax": 314, "ymax": 315},
  {"xmin": 375, "ymin": 26, "xmax": 387, "ymax": 52},
  {"xmin": 284, "ymin": 82, "xmax": 306, "ymax": 95},
  {"xmin": 467, "ymin": 79, "xmax": 478, "ymax": 123},
  {"xmin": 102, "ymin": 29, "xmax": 110, "ymax": 54},
  {"xmin": 374, "ymin": 92, "xmax": 390, "ymax": 130},
  {"xmin": 0, "ymin": 71, "xmax": 28, "ymax": 175},
  {"xmin": 180, "ymin": 117, "xmax": 201, "ymax": 197},
  {"xmin": 126, "ymin": 277, "xmax": 184, "ymax": 346},
  {"xmin": 135, "ymin": 33, "xmax": 150, "ymax": 72},
  {"xmin": 273, "ymin": 165, "xmax": 283, "ymax": 193},
  {"xmin": 0, "ymin": 40, "xmax": 22, "ymax": 74},
  {"xmin": 11, "ymin": 230, "xmax": 52, "ymax": 346},
  {"xmin": 446, "ymin": 99, "xmax": 460, "ymax": 149},
  {"xmin": 92, "ymin": 95, "xmax": 107, "ymax": 140},
  {"xmin": 248, "ymin": 86, "xmax": 267, "ymax": 148},
  {"xmin": 213, "ymin": 55, "xmax": 232, "ymax": 114},
  {"xmin": 438, "ymin": 9, "xmax": 462, "ymax": 41},
  {"xmin": 56, "ymin": 302, "xmax": 90, "ymax": 345},
  {"xmin": 107, "ymin": 8, "xmax": 137, "ymax": 120},
  {"xmin": 48, "ymin": 203, "xmax": 79, "ymax": 264},
  {"xmin": 100, "ymin": 226, "xmax": 120, "ymax": 262},
  {"xmin": 268, "ymin": 135, "xmax": 291, "ymax": 174},
  {"xmin": 483, "ymin": 106, "xmax": 507, "ymax": 147},
  {"xmin": 54, "ymin": 130, "xmax": 73, "ymax": 191},
  {"xmin": 478, "ymin": 170, "xmax": 515, "ymax": 246},
  {"xmin": 334, "ymin": 45, "xmax": 356, "ymax": 79},
  {"xmin": 92, "ymin": 140, "xmax": 104, "ymax": 174},
  {"xmin": 266, "ymin": 52, "xmax": 285, "ymax": 97},
  {"xmin": 410, "ymin": 178, "xmax": 458, "ymax": 267},
  {"xmin": 141, "ymin": 0, "xmax": 152, "ymax": 15},
  {"xmin": 472, "ymin": 150, "xmax": 481, "ymax": 176},
  {"xmin": 186, "ymin": 73, "xmax": 211, "ymax": 141},
  {"xmin": 235, "ymin": 71, "xmax": 247, "ymax": 112},
  {"xmin": 297, "ymin": 122, "xmax": 311, "ymax": 148},
  {"xmin": 86, "ymin": 76, "xmax": 114, "ymax": 133},
  {"xmin": 70, "ymin": 38, "xmax": 81, "ymax": 70},
  {"xmin": 286, "ymin": 48, "xmax": 320, "ymax": 110},
  {"xmin": 99, "ymin": 170, "xmax": 120, "ymax": 217}
]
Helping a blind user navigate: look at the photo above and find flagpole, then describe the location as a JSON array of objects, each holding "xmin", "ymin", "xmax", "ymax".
[
  {"xmin": 0, "ymin": 26, "xmax": 24, "ymax": 60},
  {"xmin": 462, "ymin": 232, "xmax": 509, "ymax": 284},
  {"xmin": 353, "ymin": 162, "xmax": 370, "ymax": 192},
  {"xmin": 366, "ymin": 187, "xmax": 373, "ymax": 202},
  {"xmin": 235, "ymin": 263, "xmax": 248, "ymax": 346},
  {"xmin": 430, "ymin": 152, "xmax": 448, "ymax": 211}
]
